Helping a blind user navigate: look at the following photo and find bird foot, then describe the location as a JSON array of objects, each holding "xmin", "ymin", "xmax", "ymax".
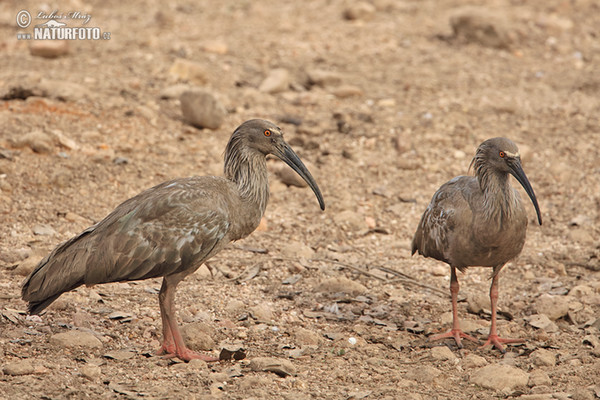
[
  {"xmin": 160, "ymin": 347, "xmax": 220, "ymax": 362},
  {"xmin": 430, "ymin": 328, "xmax": 480, "ymax": 348},
  {"xmin": 480, "ymin": 334, "xmax": 524, "ymax": 353},
  {"xmin": 156, "ymin": 342, "xmax": 176, "ymax": 356}
]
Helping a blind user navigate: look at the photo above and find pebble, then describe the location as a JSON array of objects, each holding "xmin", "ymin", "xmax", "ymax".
[
  {"xmin": 450, "ymin": 7, "xmax": 514, "ymax": 49},
  {"xmin": 180, "ymin": 89, "xmax": 226, "ymax": 130},
  {"xmin": 168, "ymin": 58, "xmax": 208, "ymax": 84},
  {"xmin": 249, "ymin": 304, "xmax": 274, "ymax": 322},
  {"xmin": 32, "ymin": 224, "xmax": 56, "ymax": 236},
  {"xmin": 280, "ymin": 241, "xmax": 315, "ymax": 259},
  {"xmin": 201, "ymin": 40, "xmax": 228, "ymax": 55},
  {"xmin": 331, "ymin": 85, "xmax": 363, "ymax": 98},
  {"xmin": 259, "ymin": 68, "xmax": 290, "ymax": 94},
  {"xmin": 2, "ymin": 360, "xmax": 35, "ymax": 376},
  {"xmin": 535, "ymin": 294, "xmax": 569, "ymax": 321},
  {"xmin": 306, "ymin": 69, "xmax": 343, "ymax": 87},
  {"xmin": 462, "ymin": 354, "xmax": 488, "ymax": 369},
  {"xmin": 528, "ymin": 370, "xmax": 552, "ymax": 387},
  {"xmin": 333, "ymin": 210, "xmax": 367, "ymax": 231},
  {"xmin": 343, "ymin": 2, "xmax": 376, "ymax": 21},
  {"xmin": 525, "ymin": 314, "xmax": 558, "ymax": 332},
  {"xmin": 181, "ymin": 322, "xmax": 215, "ymax": 351},
  {"xmin": 315, "ymin": 277, "xmax": 367, "ymax": 296},
  {"xmin": 13, "ymin": 255, "xmax": 43, "ymax": 276},
  {"xmin": 530, "ymin": 348, "xmax": 556, "ymax": 367},
  {"xmin": 30, "ymin": 40, "xmax": 69, "ymax": 58},
  {"xmin": 160, "ymin": 84, "xmax": 193, "ymax": 99},
  {"xmin": 225, "ymin": 299, "xmax": 246, "ymax": 315},
  {"xmin": 249, "ymin": 357, "xmax": 296, "ymax": 377},
  {"xmin": 430, "ymin": 346, "xmax": 457, "ymax": 361},
  {"xmin": 404, "ymin": 365, "xmax": 442, "ymax": 383},
  {"xmin": 80, "ymin": 365, "xmax": 102, "ymax": 380},
  {"xmin": 467, "ymin": 293, "xmax": 491, "ymax": 314},
  {"xmin": 293, "ymin": 327, "xmax": 321, "ymax": 346},
  {"xmin": 38, "ymin": 79, "xmax": 89, "ymax": 101},
  {"xmin": 470, "ymin": 364, "xmax": 529, "ymax": 392},
  {"xmin": 17, "ymin": 131, "xmax": 54, "ymax": 154},
  {"xmin": 50, "ymin": 331, "xmax": 103, "ymax": 349}
]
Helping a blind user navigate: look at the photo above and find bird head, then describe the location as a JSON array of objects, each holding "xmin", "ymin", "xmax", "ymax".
[
  {"xmin": 226, "ymin": 119, "xmax": 325, "ymax": 210},
  {"xmin": 470, "ymin": 137, "xmax": 542, "ymax": 225}
]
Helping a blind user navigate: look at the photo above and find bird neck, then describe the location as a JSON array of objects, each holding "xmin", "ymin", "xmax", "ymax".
[
  {"xmin": 224, "ymin": 144, "xmax": 270, "ymax": 218},
  {"xmin": 477, "ymin": 168, "xmax": 519, "ymax": 224}
]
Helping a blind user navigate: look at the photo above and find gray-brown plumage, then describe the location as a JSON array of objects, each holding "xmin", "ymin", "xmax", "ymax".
[
  {"xmin": 412, "ymin": 137, "xmax": 541, "ymax": 352},
  {"xmin": 21, "ymin": 119, "xmax": 325, "ymax": 361}
]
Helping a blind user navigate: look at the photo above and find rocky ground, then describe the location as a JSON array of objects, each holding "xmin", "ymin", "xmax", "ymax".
[{"xmin": 1, "ymin": 0, "xmax": 599, "ymax": 399}]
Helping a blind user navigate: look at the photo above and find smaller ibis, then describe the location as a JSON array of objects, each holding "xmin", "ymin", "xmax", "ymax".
[{"xmin": 411, "ymin": 137, "xmax": 542, "ymax": 352}]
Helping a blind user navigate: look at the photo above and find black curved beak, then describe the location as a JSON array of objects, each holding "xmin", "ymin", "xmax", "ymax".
[
  {"xmin": 508, "ymin": 158, "xmax": 542, "ymax": 225},
  {"xmin": 274, "ymin": 142, "xmax": 325, "ymax": 210}
]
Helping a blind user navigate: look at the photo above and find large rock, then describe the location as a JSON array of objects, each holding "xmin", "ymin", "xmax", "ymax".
[
  {"xmin": 181, "ymin": 322, "xmax": 216, "ymax": 351},
  {"xmin": 470, "ymin": 364, "xmax": 529, "ymax": 392},
  {"xmin": 534, "ymin": 294, "xmax": 569, "ymax": 321},
  {"xmin": 180, "ymin": 90, "xmax": 226, "ymax": 130}
]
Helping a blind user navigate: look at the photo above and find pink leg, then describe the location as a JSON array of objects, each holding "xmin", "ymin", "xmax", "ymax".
[
  {"xmin": 431, "ymin": 266, "xmax": 479, "ymax": 347},
  {"xmin": 156, "ymin": 274, "xmax": 219, "ymax": 362},
  {"xmin": 480, "ymin": 273, "xmax": 524, "ymax": 353}
]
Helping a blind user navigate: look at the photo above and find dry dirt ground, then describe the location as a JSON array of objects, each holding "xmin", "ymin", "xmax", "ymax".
[{"xmin": 1, "ymin": 0, "xmax": 600, "ymax": 399}]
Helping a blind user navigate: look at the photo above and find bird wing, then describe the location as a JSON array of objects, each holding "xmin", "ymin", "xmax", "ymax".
[
  {"xmin": 411, "ymin": 176, "xmax": 473, "ymax": 265},
  {"xmin": 22, "ymin": 177, "xmax": 232, "ymax": 311}
]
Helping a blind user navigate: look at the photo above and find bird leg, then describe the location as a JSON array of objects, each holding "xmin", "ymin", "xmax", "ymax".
[
  {"xmin": 430, "ymin": 266, "xmax": 479, "ymax": 347},
  {"xmin": 480, "ymin": 273, "xmax": 524, "ymax": 353},
  {"xmin": 156, "ymin": 275, "xmax": 219, "ymax": 362}
]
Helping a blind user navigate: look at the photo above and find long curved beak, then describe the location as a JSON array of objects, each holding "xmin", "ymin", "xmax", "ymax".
[
  {"xmin": 508, "ymin": 158, "xmax": 542, "ymax": 225},
  {"xmin": 275, "ymin": 142, "xmax": 325, "ymax": 210}
]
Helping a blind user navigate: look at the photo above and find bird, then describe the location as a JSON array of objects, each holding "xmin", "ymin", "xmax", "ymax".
[
  {"xmin": 411, "ymin": 137, "xmax": 542, "ymax": 352},
  {"xmin": 21, "ymin": 119, "xmax": 325, "ymax": 362}
]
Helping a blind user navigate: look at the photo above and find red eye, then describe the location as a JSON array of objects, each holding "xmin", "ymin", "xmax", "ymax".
[
  {"xmin": 499, "ymin": 151, "xmax": 505, "ymax": 158},
  {"xmin": 264, "ymin": 130, "xmax": 271, "ymax": 137}
]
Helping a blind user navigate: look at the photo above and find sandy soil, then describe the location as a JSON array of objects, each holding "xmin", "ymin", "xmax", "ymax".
[{"xmin": 1, "ymin": 0, "xmax": 599, "ymax": 399}]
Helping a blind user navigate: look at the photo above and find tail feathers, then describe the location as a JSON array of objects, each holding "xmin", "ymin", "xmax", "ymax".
[{"xmin": 21, "ymin": 229, "xmax": 94, "ymax": 314}]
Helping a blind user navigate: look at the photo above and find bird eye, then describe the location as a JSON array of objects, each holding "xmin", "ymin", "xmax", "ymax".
[
  {"xmin": 264, "ymin": 130, "xmax": 271, "ymax": 137},
  {"xmin": 499, "ymin": 151, "xmax": 505, "ymax": 158}
]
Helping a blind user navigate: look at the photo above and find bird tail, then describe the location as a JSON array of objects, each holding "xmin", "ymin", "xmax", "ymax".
[{"xmin": 21, "ymin": 228, "xmax": 94, "ymax": 315}]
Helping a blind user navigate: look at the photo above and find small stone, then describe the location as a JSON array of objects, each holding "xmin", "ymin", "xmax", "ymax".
[
  {"xmin": 530, "ymin": 348, "xmax": 556, "ymax": 367},
  {"xmin": 17, "ymin": 131, "xmax": 54, "ymax": 154},
  {"xmin": 467, "ymin": 293, "xmax": 491, "ymax": 314},
  {"xmin": 50, "ymin": 331, "xmax": 103, "ymax": 349},
  {"xmin": 249, "ymin": 357, "xmax": 296, "ymax": 377},
  {"xmin": 30, "ymin": 40, "xmax": 69, "ymax": 58},
  {"xmin": 32, "ymin": 224, "xmax": 56, "ymax": 236},
  {"xmin": 306, "ymin": 69, "xmax": 343, "ymax": 87},
  {"xmin": 535, "ymin": 294, "xmax": 569, "ymax": 321},
  {"xmin": 525, "ymin": 314, "xmax": 558, "ymax": 332},
  {"xmin": 293, "ymin": 327, "xmax": 321, "ymax": 346},
  {"xmin": 462, "ymin": 354, "xmax": 488, "ymax": 369},
  {"xmin": 280, "ymin": 241, "xmax": 315, "ymax": 259},
  {"xmin": 80, "ymin": 365, "xmax": 101, "ymax": 381},
  {"xmin": 470, "ymin": 364, "xmax": 529, "ymax": 392},
  {"xmin": 569, "ymin": 285, "xmax": 593, "ymax": 299},
  {"xmin": 181, "ymin": 322, "xmax": 215, "ymax": 351},
  {"xmin": 343, "ymin": 2, "xmax": 376, "ymax": 21},
  {"xmin": 103, "ymin": 350, "xmax": 135, "ymax": 360},
  {"xmin": 528, "ymin": 370, "xmax": 552, "ymax": 387},
  {"xmin": 315, "ymin": 277, "xmax": 367, "ymax": 296},
  {"xmin": 333, "ymin": 210, "xmax": 367, "ymax": 231},
  {"xmin": 450, "ymin": 7, "xmax": 514, "ymax": 49},
  {"xmin": 169, "ymin": 58, "xmax": 208, "ymax": 84},
  {"xmin": 259, "ymin": 68, "xmax": 290, "ymax": 94},
  {"xmin": 3, "ymin": 360, "xmax": 35, "ymax": 376},
  {"xmin": 249, "ymin": 304, "xmax": 274, "ymax": 322},
  {"xmin": 331, "ymin": 85, "xmax": 363, "ymax": 98},
  {"xmin": 431, "ymin": 265, "xmax": 447, "ymax": 276},
  {"xmin": 160, "ymin": 84, "xmax": 193, "ymax": 99},
  {"xmin": 430, "ymin": 346, "xmax": 457, "ymax": 361},
  {"xmin": 180, "ymin": 90, "xmax": 226, "ymax": 130},
  {"xmin": 404, "ymin": 365, "xmax": 442, "ymax": 383},
  {"xmin": 201, "ymin": 40, "xmax": 228, "ymax": 55},
  {"xmin": 13, "ymin": 255, "xmax": 43, "ymax": 276}
]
